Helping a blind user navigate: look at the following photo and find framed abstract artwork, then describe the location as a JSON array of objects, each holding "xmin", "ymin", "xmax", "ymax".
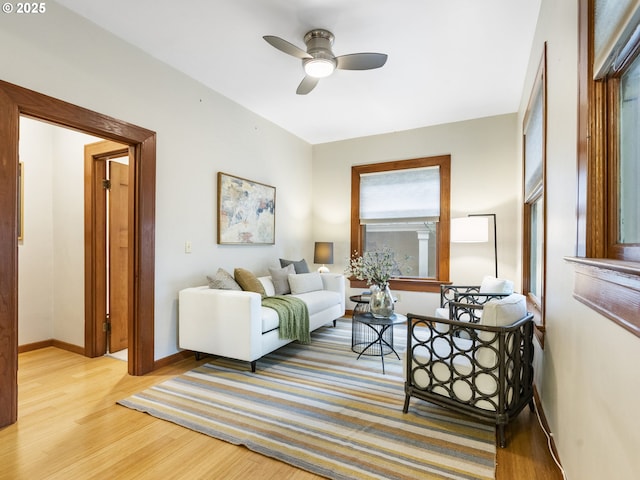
[{"xmin": 217, "ymin": 172, "xmax": 276, "ymax": 245}]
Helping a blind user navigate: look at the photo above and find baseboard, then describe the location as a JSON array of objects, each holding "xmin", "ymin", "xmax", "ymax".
[
  {"xmin": 19, "ymin": 339, "xmax": 84, "ymax": 355},
  {"xmin": 533, "ymin": 385, "xmax": 562, "ymax": 467},
  {"xmin": 18, "ymin": 339, "xmax": 54, "ymax": 353},
  {"xmin": 52, "ymin": 340, "xmax": 85, "ymax": 355},
  {"xmin": 153, "ymin": 350, "xmax": 195, "ymax": 370}
]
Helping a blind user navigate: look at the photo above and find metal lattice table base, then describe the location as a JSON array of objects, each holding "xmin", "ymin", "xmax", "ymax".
[
  {"xmin": 351, "ymin": 312, "xmax": 407, "ymax": 374},
  {"xmin": 351, "ymin": 320, "xmax": 395, "ymax": 356}
]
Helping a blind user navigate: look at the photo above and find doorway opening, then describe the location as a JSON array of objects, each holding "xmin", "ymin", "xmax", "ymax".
[{"xmin": 0, "ymin": 80, "xmax": 157, "ymax": 428}]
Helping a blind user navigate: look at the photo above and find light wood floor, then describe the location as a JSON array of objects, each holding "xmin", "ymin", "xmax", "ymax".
[{"xmin": 0, "ymin": 347, "xmax": 564, "ymax": 480}]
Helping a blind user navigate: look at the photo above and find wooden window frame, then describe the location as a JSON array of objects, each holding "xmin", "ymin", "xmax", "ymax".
[
  {"xmin": 350, "ymin": 155, "xmax": 451, "ymax": 293},
  {"xmin": 569, "ymin": 0, "xmax": 640, "ymax": 338},
  {"xmin": 522, "ymin": 44, "xmax": 547, "ymax": 346}
]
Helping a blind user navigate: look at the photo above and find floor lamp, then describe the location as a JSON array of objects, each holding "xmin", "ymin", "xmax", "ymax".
[{"xmin": 450, "ymin": 213, "xmax": 498, "ymax": 277}]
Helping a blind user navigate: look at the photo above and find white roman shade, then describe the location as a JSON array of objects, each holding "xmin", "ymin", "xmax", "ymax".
[
  {"xmin": 359, "ymin": 166, "xmax": 440, "ymax": 224},
  {"xmin": 594, "ymin": 0, "xmax": 640, "ymax": 78}
]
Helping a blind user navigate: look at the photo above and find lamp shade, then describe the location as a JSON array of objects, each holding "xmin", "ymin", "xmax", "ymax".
[
  {"xmin": 450, "ymin": 217, "xmax": 489, "ymax": 243},
  {"xmin": 313, "ymin": 242, "xmax": 334, "ymax": 264}
]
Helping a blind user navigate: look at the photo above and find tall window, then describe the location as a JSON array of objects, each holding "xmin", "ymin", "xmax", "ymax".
[
  {"xmin": 351, "ymin": 155, "xmax": 451, "ymax": 292},
  {"xmin": 573, "ymin": 0, "xmax": 640, "ymax": 338},
  {"xmin": 617, "ymin": 53, "xmax": 640, "ymax": 248},
  {"xmin": 581, "ymin": 0, "xmax": 640, "ymax": 261},
  {"xmin": 522, "ymin": 44, "xmax": 547, "ymax": 342}
]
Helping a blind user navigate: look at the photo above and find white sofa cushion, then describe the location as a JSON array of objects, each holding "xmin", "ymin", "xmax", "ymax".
[
  {"xmin": 291, "ymin": 290, "xmax": 341, "ymax": 316},
  {"xmin": 261, "ymin": 306, "xmax": 280, "ymax": 333},
  {"xmin": 288, "ymin": 272, "xmax": 323, "ymax": 294},
  {"xmin": 258, "ymin": 275, "xmax": 342, "ymax": 332},
  {"xmin": 261, "ymin": 289, "xmax": 341, "ymax": 333}
]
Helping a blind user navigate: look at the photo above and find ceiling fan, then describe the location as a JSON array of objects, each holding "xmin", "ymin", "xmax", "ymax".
[{"xmin": 263, "ymin": 29, "xmax": 388, "ymax": 95}]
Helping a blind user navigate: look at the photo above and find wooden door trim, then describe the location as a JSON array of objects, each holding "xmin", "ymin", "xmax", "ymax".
[{"xmin": 0, "ymin": 80, "xmax": 156, "ymax": 428}]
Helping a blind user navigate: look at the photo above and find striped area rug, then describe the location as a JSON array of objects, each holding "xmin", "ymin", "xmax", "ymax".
[{"xmin": 118, "ymin": 319, "xmax": 496, "ymax": 480}]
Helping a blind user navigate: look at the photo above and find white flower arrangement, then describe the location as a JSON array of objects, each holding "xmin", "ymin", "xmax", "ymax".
[{"xmin": 344, "ymin": 246, "xmax": 406, "ymax": 287}]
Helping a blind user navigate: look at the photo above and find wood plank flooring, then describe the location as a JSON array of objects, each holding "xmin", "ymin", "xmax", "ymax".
[{"xmin": 0, "ymin": 347, "xmax": 564, "ymax": 480}]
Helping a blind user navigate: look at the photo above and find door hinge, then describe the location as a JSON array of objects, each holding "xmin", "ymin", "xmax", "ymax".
[
  {"xmin": 102, "ymin": 179, "xmax": 111, "ymax": 190},
  {"xmin": 103, "ymin": 315, "xmax": 111, "ymax": 332}
]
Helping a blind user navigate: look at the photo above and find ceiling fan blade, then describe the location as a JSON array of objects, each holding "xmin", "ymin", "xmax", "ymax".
[
  {"xmin": 263, "ymin": 35, "xmax": 312, "ymax": 59},
  {"xmin": 336, "ymin": 53, "xmax": 388, "ymax": 70},
  {"xmin": 296, "ymin": 76, "xmax": 319, "ymax": 95}
]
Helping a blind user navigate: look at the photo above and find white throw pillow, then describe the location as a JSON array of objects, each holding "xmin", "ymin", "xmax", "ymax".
[
  {"xmin": 288, "ymin": 272, "xmax": 323, "ymax": 294},
  {"xmin": 269, "ymin": 264, "xmax": 295, "ymax": 295},
  {"xmin": 207, "ymin": 268, "xmax": 242, "ymax": 290},
  {"xmin": 477, "ymin": 293, "xmax": 527, "ymax": 369},
  {"xmin": 479, "ymin": 276, "xmax": 514, "ymax": 294},
  {"xmin": 480, "ymin": 293, "xmax": 527, "ymax": 327}
]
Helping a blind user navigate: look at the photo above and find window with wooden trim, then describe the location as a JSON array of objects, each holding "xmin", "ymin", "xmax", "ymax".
[
  {"xmin": 522, "ymin": 44, "xmax": 547, "ymax": 344},
  {"xmin": 572, "ymin": 0, "xmax": 640, "ymax": 338},
  {"xmin": 350, "ymin": 155, "xmax": 451, "ymax": 293}
]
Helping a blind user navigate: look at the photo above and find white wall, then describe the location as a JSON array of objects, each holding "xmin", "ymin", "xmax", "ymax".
[
  {"xmin": 519, "ymin": 1, "xmax": 640, "ymax": 478},
  {"xmin": 17, "ymin": 119, "xmax": 55, "ymax": 344},
  {"xmin": 51, "ymin": 126, "xmax": 101, "ymax": 346},
  {"xmin": 2, "ymin": 3, "xmax": 312, "ymax": 359},
  {"xmin": 18, "ymin": 117, "xmax": 102, "ymax": 347},
  {"xmin": 312, "ymin": 113, "xmax": 520, "ymax": 316}
]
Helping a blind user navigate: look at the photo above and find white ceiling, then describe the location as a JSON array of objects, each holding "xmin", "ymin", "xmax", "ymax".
[{"xmin": 55, "ymin": 0, "xmax": 541, "ymax": 145}]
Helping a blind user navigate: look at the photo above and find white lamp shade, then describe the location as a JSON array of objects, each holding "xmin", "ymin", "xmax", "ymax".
[{"xmin": 450, "ymin": 217, "xmax": 489, "ymax": 243}]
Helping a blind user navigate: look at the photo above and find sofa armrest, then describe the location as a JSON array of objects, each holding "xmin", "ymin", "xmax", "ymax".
[
  {"xmin": 178, "ymin": 286, "xmax": 263, "ymax": 362},
  {"xmin": 321, "ymin": 274, "xmax": 346, "ymax": 311}
]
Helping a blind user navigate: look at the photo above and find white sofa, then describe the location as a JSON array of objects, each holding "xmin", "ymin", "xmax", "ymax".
[{"xmin": 178, "ymin": 273, "xmax": 345, "ymax": 371}]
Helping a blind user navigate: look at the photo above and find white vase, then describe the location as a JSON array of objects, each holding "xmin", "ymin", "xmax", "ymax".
[{"xmin": 369, "ymin": 284, "xmax": 394, "ymax": 318}]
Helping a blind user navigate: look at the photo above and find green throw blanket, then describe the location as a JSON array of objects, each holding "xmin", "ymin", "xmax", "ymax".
[{"xmin": 262, "ymin": 296, "xmax": 310, "ymax": 344}]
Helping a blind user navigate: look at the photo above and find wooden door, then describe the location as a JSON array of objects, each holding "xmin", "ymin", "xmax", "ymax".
[
  {"xmin": 108, "ymin": 161, "xmax": 129, "ymax": 353},
  {"xmin": 84, "ymin": 140, "xmax": 129, "ymax": 358}
]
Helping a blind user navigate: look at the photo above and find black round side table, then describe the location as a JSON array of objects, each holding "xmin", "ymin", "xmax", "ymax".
[{"xmin": 351, "ymin": 311, "xmax": 407, "ymax": 374}]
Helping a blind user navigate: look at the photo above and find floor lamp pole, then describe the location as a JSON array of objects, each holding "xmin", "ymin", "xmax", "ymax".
[{"xmin": 469, "ymin": 213, "xmax": 498, "ymax": 277}]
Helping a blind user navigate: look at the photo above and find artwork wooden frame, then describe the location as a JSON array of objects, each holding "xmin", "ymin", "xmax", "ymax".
[
  {"xmin": 217, "ymin": 172, "xmax": 275, "ymax": 245},
  {"xmin": 18, "ymin": 162, "xmax": 23, "ymax": 241}
]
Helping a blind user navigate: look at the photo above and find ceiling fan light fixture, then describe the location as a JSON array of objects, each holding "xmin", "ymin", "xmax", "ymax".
[
  {"xmin": 265, "ymin": 28, "xmax": 386, "ymax": 94},
  {"xmin": 304, "ymin": 58, "xmax": 335, "ymax": 78}
]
